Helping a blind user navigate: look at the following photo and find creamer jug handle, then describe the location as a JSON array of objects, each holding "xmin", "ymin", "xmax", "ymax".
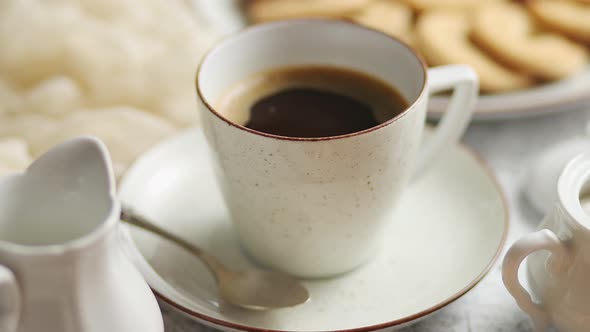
[
  {"xmin": 502, "ymin": 229, "xmax": 568, "ymax": 332},
  {"xmin": 0, "ymin": 265, "xmax": 20, "ymax": 332}
]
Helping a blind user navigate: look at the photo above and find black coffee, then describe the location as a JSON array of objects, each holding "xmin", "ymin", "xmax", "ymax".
[
  {"xmin": 215, "ymin": 66, "xmax": 408, "ymax": 138},
  {"xmin": 246, "ymin": 87, "xmax": 381, "ymax": 137}
]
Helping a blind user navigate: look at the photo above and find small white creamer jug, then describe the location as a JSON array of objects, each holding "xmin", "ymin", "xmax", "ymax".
[
  {"xmin": 0, "ymin": 137, "xmax": 163, "ymax": 332},
  {"xmin": 503, "ymin": 154, "xmax": 590, "ymax": 332}
]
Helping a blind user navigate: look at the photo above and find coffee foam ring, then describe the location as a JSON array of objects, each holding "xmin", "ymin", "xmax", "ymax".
[
  {"xmin": 352, "ymin": 0, "xmax": 415, "ymax": 46},
  {"xmin": 472, "ymin": 2, "xmax": 588, "ymax": 81},
  {"xmin": 528, "ymin": 0, "xmax": 590, "ymax": 43},
  {"xmin": 246, "ymin": 0, "xmax": 371, "ymax": 23},
  {"xmin": 415, "ymin": 10, "xmax": 533, "ymax": 92},
  {"xmin": 400, "ymin": 0, "xmax": 502, "ymax": 11}
]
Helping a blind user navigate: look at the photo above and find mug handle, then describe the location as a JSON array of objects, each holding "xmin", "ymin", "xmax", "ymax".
[
  {"xmin": 413, "ymin": 65, "xmax": 478, "ymax": 179},
  {"xmin": 502, "ymin": 229, "xmax": 569, "ymax": 332},
  {"xmin": 0, "ymin": 265, "xmax": 20, "ymax": 332}
]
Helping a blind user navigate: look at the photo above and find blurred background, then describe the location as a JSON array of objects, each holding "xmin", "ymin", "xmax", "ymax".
[
  {"xmin": 1, "ymin": 1, "xmax": 589, "ymax": 331},
  {"xmin": 2, "ymin": 0, "xmax": 587, "ymax": 178}
]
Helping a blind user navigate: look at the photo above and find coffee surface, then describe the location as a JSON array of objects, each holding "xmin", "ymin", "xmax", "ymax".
[
  {"xmin": 215, "ymin": 66, "xmax": 408, "ymax": 138},
  {"xmin": 246, "ymin": 88, "xmax": 380, "ymax": 137}
]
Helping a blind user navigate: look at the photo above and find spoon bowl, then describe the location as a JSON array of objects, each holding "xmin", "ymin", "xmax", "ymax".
[
  {"xmin": 120, "ymin": 208, "xmax": 310, "ymax": 310},
  {"xmin": 218, "ymin": 270, "xmax": 310, "ymax": 310}
]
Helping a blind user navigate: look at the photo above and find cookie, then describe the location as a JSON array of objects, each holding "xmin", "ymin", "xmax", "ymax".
[
  {"xmin": 352, "ymin": 0, "xmax": 414, "ymax": 45},
  {"xmin": 528, "ymin": 0, "xmax": 590, "ymax": 43},
  {"xmin": 472, "ymin": 2, "xmax": 588, "ymax": 81},
  {"xmin": 246, "ymin": 0, "xmax": 371, "ymax": 23},
  {"xmin": 415, "ymin": 10, "xmax": 533, "ymax": 92},
  {"xmin": 400, "ymin": 0, "xmax": 501, "ymax": 11}
]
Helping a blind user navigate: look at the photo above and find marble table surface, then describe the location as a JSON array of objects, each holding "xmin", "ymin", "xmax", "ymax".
[{"xmin": 164, "ymin": 105, "xmax": 590, "ymax": 332}]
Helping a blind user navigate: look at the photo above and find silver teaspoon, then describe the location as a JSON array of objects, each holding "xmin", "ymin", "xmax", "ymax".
[{"xmin": 120, "ymin": 208, "xmax": 310, "ymax": 310}]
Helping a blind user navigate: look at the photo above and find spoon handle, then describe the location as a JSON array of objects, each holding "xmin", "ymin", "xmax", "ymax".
[{"xmin": 120, "ymin": 208, "xmax": 224, "ymax": 275}]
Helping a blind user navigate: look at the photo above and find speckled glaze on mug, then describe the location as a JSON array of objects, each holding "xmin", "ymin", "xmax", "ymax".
[{"xmin": 196, "ymin": 20, "xmax": 478, "ymax": 278}]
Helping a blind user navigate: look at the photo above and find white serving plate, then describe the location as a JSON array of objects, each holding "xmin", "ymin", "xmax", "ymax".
[{"xmin": 193, "ymin": 0, "xmax": 590, "ymax": 121}]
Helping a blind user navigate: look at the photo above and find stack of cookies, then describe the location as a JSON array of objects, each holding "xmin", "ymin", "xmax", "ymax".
[{"xmin": 245, "ymin": 0, "xmax": 590, "ymax": 93}]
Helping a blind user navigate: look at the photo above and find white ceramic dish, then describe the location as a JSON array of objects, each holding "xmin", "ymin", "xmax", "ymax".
[
  {"xmin": 0, "ymin": 138, "xmax": 163, "ymax": 332},
  {"xmin": 504, "ymin": 154, "xmax": 590, "ymax": 332},
  {"xmin": 118, "ymin": 128, "xmax": 508, "ymax": 332},
  {"xmin": 193, "ymin": 0, "xmax": 590, "ymax": 121}
]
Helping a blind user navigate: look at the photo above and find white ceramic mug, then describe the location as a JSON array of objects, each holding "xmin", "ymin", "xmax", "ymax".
[
  {"xmin": 197, "ymin": 20, "xmax": 478, "ymax": 278},
  {"xmin": 0, "ymin": 138, "xmax": 163, "ymax": 332},
  {"xmin": 503, "ymin": 154, "xmax": 590, "ymax": 332}
]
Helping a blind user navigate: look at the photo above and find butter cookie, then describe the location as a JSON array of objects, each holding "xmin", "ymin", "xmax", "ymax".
[
  {"xmin": 472, "ymin": 2, "xmax": 587, "ymax": 80},
  {"xmin": 352, "ymin": 0, "xmax": 414, "ymax": 45},
  {"xmin": 400, "ymin": 0, "xmax": 501, "ymax": 11},
  {"xmin": 528, "ymin": 0, "xmax": 590, "ymax": 43},
  {"xmin": 247, "ymin": 0, "xmax": 370, "ymax": 23},
  {"xmin": 416, "ymin": 10, "xmax": 533, "ymax": 92}
]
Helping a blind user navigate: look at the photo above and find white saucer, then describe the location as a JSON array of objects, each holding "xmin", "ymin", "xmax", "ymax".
[{"xmin": 118, "ymin": 128, "xmax": 508, "ymax": 332}]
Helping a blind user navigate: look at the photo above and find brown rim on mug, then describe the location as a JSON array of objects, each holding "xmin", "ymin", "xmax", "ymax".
[{"xmin": 195, "ymin": 19, "xmax": 429, "ymax": 142}]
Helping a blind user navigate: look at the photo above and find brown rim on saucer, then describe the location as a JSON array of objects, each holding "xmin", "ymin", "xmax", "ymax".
[
  {"xmin": 145, "ymin": 143, "xmax": 510, "ymax": 332},
  {"xmin": 195, "ymin": 19, "xmax": 429, "ymax": 142}
]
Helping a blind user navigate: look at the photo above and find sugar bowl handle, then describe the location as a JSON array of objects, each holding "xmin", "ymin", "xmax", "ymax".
[
  {"xmin": 502, "ymin": 229, "xmax": 568, "ymax": 332},
  {"xmin": 0, "ymin": 265, "xmax": 20, "ymax": 332},
  {"xmin": 413, "ymin": 65, "xmax": 478, "ymax": 179}
]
